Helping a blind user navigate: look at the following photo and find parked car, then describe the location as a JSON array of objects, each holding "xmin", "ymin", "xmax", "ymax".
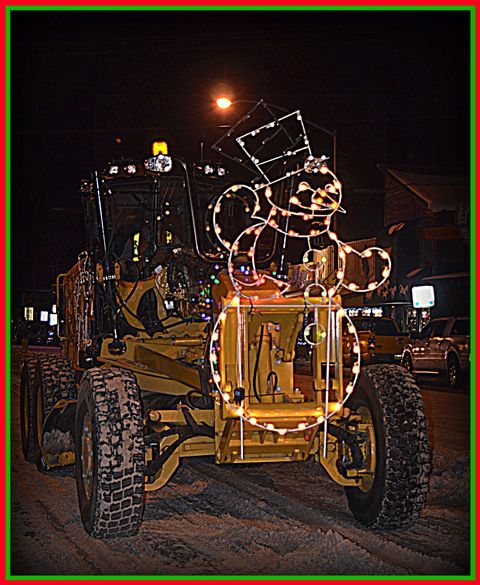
[
  {"xmin": 401, "ymin": 317, "xmax": 470, "ymax": 388},
  {"xmin": 343, "ymin": 317, "xmax": 408, "ymax": 365}
]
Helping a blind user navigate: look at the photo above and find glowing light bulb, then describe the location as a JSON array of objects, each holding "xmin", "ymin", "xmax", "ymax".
[
  {"xmin": 297, "ymin": 422, "xmax": 307, "ymax": 431},
  {"xmin": 216, "ymin": 96, "xmax": 232, "ymax": 109},
  {"xmin": 249, "ymin": 417, "xmax": 257, "ymax": 425},
  {"xmin": 346, "ymin": 383, "xmax": 354, "ymax": 394},
  {"xmin": 290, "ymin": 196, "xmax": 300, "ymax": 205},
  {"xmin": 223, "ymin": 392, "xmax": 230, "ymax": 401},
  {"xmin": 214, "ymin": 374, "xmax": 221, "ymax": 384},
  {"xmin": 336, "ymin": 270, "xmax": 344, "ymax": 279},
  {"xmin": 266, "ymin": 423, "xmax": 275, "ymax": 431},
  {"xmin": 278, "ymin": 428, "xmax": 287, "ymax": 435}
]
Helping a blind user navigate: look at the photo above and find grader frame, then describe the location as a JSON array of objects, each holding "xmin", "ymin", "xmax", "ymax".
[{"xmin": 53, "ymin": 258, "xmax": 372, "ymax": 493}]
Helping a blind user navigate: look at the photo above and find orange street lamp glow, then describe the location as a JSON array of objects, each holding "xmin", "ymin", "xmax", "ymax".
[{"xmin": 216, "ymin": 97, "xmax": 232, "ymax": 109}]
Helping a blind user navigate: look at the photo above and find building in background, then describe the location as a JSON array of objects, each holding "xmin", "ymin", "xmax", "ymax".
[{"xmin": 342, "ymin": 167, "xmax": 469, "ymax": 332}]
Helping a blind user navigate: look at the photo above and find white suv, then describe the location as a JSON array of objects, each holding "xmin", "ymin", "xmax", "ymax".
[{"xmin": 401, "ymin": 317, "xmax": 470, "ymax": 388}]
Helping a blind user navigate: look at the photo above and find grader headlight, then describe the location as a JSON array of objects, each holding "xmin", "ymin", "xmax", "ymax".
[{"xmin": 145, "ymin": 154, "xmax": 173, "ymax": 173}]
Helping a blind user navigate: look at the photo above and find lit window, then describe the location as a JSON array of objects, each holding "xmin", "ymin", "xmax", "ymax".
[
  {"xmin": 49, "ymin": 313, "xmax": 58, "ymax": 326},
  {"xmin": 24, "ymin": 307, "xmax": 34, "ymax": 321},
  {"xmin": 40, "ymin": 311, "xmax": 48, "ymax": 322}
]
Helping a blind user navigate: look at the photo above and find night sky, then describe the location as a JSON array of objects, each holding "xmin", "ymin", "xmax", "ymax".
[{"xmin": 11, "ymin": 8, "xmax": 470, "ymax": 292}]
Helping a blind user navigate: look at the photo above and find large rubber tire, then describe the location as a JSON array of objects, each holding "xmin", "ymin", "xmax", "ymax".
[
  {"xmin": 345, "ymin": 365, "xmax": 430, "ymax": 529},
  {"xmin": 32, "ymin": 355, "xmax": 77, "ymax": 468},
  {"xmin": 75, "ymin": 367, "xmax": 145, "ymax": 538},
  {"xmin": 36, "ymin": 355, "xmax": 77, "ymax": 414},
  {"xmin": 20, "ymin": 354, "xmax": 40, "ymax": 462}
]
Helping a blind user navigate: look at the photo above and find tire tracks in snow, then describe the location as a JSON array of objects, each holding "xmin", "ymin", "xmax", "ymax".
[{"xmin": 185, "ymin": 459, "xmax": 464, "ymax": 575}]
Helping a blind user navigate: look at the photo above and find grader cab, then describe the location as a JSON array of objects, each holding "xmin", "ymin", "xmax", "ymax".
[{"xmin": 20, "ymin": 102, "xmax": 430, "ymax": 538}]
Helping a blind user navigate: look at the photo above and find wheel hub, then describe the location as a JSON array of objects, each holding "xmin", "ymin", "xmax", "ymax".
[
  {"xmin": 355, "ymin": 405, "xmax": 376, "ymax": 492},
  {"xmin": 81, "ymin": 414, "xmax": 94, "ymax": 500},
  {"xmin": 448, "ymin": 362, "xmax": 457, "ymax": 386}
]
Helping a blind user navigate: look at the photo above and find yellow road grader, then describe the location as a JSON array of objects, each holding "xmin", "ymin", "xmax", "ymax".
[{"xmin": 20, "ymin": 102, "xmax": 430, "ymax": 538}]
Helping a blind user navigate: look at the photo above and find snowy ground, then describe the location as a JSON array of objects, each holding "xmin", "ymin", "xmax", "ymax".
[{"xmin": 10, "ymin": 350, "xmax": 470, "ymax": 577}]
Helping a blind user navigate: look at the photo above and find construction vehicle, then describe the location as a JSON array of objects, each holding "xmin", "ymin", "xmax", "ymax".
[{"xmin": 20, "ymin": 102, "xmax": 430, "ymax": 538}]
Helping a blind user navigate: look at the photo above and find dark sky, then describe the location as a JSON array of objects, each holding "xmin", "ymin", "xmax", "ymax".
[{"xmin": 11, "ymin": 9, "xmax": 471, "ymax": 291}]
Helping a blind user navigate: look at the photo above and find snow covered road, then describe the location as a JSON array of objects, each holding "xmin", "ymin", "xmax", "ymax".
[{"xmin": 10, "ymin": 351, "xmax": 470, "ymax": 577}]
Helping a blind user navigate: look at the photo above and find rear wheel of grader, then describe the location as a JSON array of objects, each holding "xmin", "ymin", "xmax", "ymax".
[
  {"xmin": 345, "ymin": 365, "xmax": 430, "ymax": 529},
  {"xmin": 20, "ymin": 354, "xmax": 40, "ymax": 462},
  {"xmin": 74, "ymin": 367, "xmax": 145, "ymax": 538},
  {"xmin": 31, "ymin": 355, "xmax": 76, "ymax": 469}
]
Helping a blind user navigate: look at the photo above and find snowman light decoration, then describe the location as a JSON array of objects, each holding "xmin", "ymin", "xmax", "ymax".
[{"xmin": 208, "ymin": 102, "xmax": 392, "ymax": 436}]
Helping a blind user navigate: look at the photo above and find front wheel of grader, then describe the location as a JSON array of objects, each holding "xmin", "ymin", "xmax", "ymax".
[
  {"xmin": 74, "ymin": 367, "xmax": 145, "ymax": 538},
  {"xmin": 344, "ymin": 365, "xmax": 430, "ymax": 529}
]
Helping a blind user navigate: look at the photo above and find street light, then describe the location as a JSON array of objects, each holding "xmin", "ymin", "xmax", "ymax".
[{"xmin": 216, "ymin": 96, "xmax": 232, "ymax": 110}]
